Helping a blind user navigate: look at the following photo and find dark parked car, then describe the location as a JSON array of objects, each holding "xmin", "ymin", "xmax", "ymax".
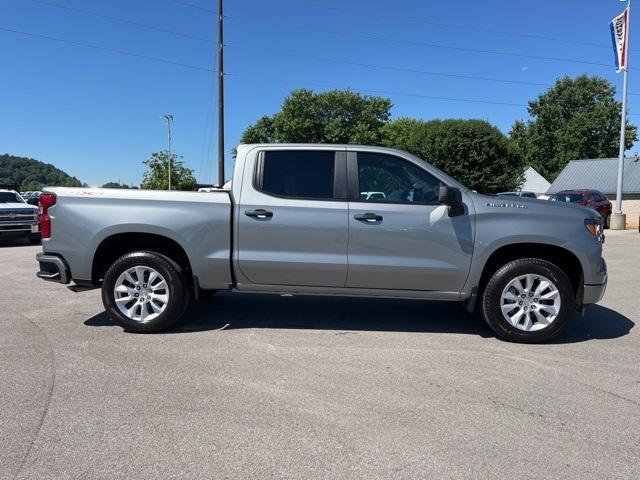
[{"xmin": 550, "ymin": 189, "xmax": 612, "ymax": 228}]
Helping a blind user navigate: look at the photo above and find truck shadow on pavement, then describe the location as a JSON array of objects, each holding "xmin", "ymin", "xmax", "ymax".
[{"xmin": 84, "ymin": 292, "xmax": 634, "ymax": 343}]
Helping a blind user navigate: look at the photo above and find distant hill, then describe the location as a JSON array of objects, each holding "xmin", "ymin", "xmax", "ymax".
[{"xmin": 0, "ymin": 154, "xmax": 85, "ymax": 191}]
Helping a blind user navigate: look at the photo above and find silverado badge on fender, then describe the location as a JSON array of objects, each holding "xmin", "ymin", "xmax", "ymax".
[{"xmin": 485, "ymin": 202, "xmax": 528, "ymax": 209}]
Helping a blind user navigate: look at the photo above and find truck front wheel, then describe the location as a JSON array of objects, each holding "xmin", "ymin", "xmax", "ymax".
[
  {"xmin": 102, "ymin": 251, "xmax": 189, "ymax": 333},
  {"xmin": 481, "ymin": 258, "xmax": 575, "ymax": 343}
]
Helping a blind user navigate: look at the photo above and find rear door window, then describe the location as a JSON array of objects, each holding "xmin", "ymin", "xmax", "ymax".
[{"xmin": 259, "ymin": 151, "xmax": 336, "ymax": 200}]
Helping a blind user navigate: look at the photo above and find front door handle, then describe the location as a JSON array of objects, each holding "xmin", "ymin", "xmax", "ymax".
[
  {"xmin": 245, "ymin": 209, "xmax": 273, "ymax": 219},
  {"xmin": 354, "ymin": 212, "xmax": 383, "ymax": 222}
]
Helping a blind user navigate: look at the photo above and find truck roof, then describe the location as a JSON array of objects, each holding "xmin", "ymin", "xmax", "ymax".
[{"xmin": 236, "ymin": 144, "xmax": 468, "ymax": 192}]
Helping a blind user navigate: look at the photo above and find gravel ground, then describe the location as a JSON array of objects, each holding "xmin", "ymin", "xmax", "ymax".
[{"xmin": 0, "ymin": 231, "xmax": 638, "ymax": 480}]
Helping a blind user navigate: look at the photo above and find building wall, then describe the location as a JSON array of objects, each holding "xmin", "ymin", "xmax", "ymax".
[{"xmin": 610, "ymin": 197, "xmax": 640, "ymax": 228}]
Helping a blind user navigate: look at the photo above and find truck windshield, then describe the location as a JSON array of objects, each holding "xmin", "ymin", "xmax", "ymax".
[{"xmin": 0, "ymin": 192, "xmax": 24, "ymax": 203}]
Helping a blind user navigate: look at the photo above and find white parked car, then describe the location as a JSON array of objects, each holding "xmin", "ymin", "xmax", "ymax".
[{"xmin": 361, "ymin": 191, "xmax": 386, "ymax": 200}]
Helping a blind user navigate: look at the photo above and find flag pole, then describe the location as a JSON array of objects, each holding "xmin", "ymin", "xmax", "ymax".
[{"xmin": 614, "ymin": 0, "xmax": 631, "ymax": 229}]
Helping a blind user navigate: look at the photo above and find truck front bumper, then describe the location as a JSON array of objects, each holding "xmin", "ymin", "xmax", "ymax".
[
  {"xmin": 583, "ymin": 282, "xmax": 607, "ymax": 304},
  {"xmin": 0, "ymin": 221, "xmax": 39, "ymax": 233},
  {"xmin": 36, "ymin": 253, "xmax": 71, "ymax": 284},
  {"xmin": 582, "ymin": 258, "xmax": 607, "ymax": 305}
]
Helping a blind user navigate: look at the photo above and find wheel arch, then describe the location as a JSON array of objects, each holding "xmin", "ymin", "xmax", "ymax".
[
  {"xmin": 477, "ymin": 243, "xmax": 583, "ymax": 301},
  {"xmin": 92, "ymin": 232, "xmax": 193, "ymax": 287}
]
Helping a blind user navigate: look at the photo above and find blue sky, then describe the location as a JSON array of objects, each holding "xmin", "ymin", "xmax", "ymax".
[{"xmin": 0, "ymin": 0, "xmax": 637, "ymax": 186}]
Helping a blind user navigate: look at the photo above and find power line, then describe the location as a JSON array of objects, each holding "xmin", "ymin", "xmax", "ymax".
[
  {"xmin": 228, "ymin": 45, "xmax": 550, "ymax": 88},
  {"xmin": 228, "ymin": 72, "xmax": 528, "ymax": 108},
  {"xmin": 27, "ymin": 0, "xmax": 594, "ymax": 86},
  {"xmin": 0, "ymin": 26, "xmax": 216, "ymax": 72},
  {"xmin": 28, "ymin": 0, "xmax": 630, "ymax": 75},
  {"xmin": 229, "ymin": 43, "xmax": 640, "ymax": 96},
  {"xmin": 30, "ymin": 0, "xmax": 554, "ymax": 89},
  {"xmin": 168, "ymin": 0, "xmax": 215, "ymax": 14},
  {"xmin": 31, "ymin": 0, "xmax": 213, "ymax": 44},
  {"xmin": 225, "ymin": 16, "xmax": 628, "ymax": 71},
  {"xmin": 6, "ymin": 25, "xmax": 634, "ymax": 110},
  {"xmin": 293, "ymin": 1, "xmax": 623, "ymax": 52}
]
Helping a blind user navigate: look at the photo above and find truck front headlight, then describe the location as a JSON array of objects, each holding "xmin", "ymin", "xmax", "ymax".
[{"xmin": 584, "ymin": 218, "xmax": 603, "ymax": 242}]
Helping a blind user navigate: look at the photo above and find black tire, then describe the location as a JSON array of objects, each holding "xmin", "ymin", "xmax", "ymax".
[
  {"xmin": 603, "ymin": 214, "xmax": 611, "ymax": 230},
  {"xmin": 481, "ymin": 258, "xmax": 575, "ymax": 344},
  {"xmin": 27, "ymin": 233, "xmax": 41, "ymax": 244},
  {"xmin": 101, "ymin": 251, "xmax": 189, "ymax": 333}
]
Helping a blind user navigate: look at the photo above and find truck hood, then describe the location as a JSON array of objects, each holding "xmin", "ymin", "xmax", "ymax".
[
  {"xmin": 0, "ymin": 202, "xmax": 37, "ymax": 211},
  {"xmin": 472, "ymin": 193, "xmax": 601, "ymax": 221}
]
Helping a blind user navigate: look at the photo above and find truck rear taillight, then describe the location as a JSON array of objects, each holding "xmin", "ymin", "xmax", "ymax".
[{"xmin": 39, "ymin": 193, "xmax": 56, "ymax": 239}]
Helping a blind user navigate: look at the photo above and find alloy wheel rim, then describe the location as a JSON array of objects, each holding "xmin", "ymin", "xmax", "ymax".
[
  {"xmin": 114, "ymin": 266, "xmax": 169, "ymax": 323},
  {"xmin": 500, "ymin": 274, "xmax": 561, "ymax": 332}
]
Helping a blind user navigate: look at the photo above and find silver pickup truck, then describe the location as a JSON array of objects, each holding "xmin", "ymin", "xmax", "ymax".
[{"xmin": 36, "ymin": 144, "xmax": 607, "ymax": 343}]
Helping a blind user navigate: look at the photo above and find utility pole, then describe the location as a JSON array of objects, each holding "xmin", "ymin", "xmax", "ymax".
[
  {"xmin": 162, "ymin": 113, "xmax": 174, "ymax": 191},
  {"xmin": 217, "ymin": 0, "xmax": 225, "ymax": 188}
]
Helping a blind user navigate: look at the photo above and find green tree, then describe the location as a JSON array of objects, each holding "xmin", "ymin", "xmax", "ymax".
[
  {"xmin": 0, "ymin": 154, "xmax": 85, "ymax": 190},
  {"xmin": 240, "ymin": 88, "xmax": 392, "ymax": 144},
  {"xmin": 383, "ymin": 118, "xmax": 523, "ymax": 193},
  {"xmin": 510, "ymin": 75, "xmax": 637, "ymax": 181},
  {"xmin": 140, "ymin": 151, "xmax": 197, "ymax": 191},
  {"xmin": 100, "ymin": 182, "xmax": 137, "ymax": 189}
]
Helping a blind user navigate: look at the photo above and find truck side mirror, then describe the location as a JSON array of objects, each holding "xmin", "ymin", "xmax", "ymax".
[{"xmin": 438, "ymin": 186, "xmax": 464, "ymax": 217}]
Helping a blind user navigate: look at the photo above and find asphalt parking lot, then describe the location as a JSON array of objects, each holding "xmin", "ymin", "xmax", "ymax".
[{"xmin": 1, "ymin": 232, "xmax": 639, "ymax": 480}]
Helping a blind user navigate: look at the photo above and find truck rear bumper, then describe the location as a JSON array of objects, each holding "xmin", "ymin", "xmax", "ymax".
[{"xmin": 36, "ymin": 253, "xmax": 71, "ymax": 284}]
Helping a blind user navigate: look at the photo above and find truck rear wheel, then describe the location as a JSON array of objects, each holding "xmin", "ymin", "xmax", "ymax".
[
  {"xmin": 481, "ymin": 258, "xmax": 575, "ymax": 343},
  {"xmin": 102, "ymin": 251, "xmax": 189, "ymax": 333}
]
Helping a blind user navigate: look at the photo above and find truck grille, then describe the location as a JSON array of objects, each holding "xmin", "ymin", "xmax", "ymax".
[{"xmin": 0, "ymin": 209, "xmax": 37, "ymax": 222}]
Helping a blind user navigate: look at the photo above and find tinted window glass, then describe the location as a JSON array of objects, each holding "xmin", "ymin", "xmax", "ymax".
[
  {"xmin": 261, "ymin": 151, "xmax": 335, "ymax": 199},
  {"xmin": 0, "ymin": 192, "xmax": 23, "ymax": 203},
  {"xmin": 551, "ymin": 193, "xmax": 584, "ymax": 203},
  {"xmin": 357, "ymin": 153, "xmax": 443, "ymax": 204}
]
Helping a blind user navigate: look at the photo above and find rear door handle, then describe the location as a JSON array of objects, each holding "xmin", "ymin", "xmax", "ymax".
[
  {"xmin": 354, "ymin": 212, "xmax": 383, "ymax": 222},
  {"xmin": 245, "ymin": 209, "xmax": 273, "ymax": 219}
]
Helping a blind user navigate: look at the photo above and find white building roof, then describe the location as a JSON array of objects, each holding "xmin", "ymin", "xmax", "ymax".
[{"xmin": 521, "ymin": 166, "xmax": 550, "ymax": 194}]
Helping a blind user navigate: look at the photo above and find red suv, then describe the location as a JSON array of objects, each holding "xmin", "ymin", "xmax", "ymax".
[{"xmin": 550, "ymin": 189, "xmax": 612, "ymax": 228}]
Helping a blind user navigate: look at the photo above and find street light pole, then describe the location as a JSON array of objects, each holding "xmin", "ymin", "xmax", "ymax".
[
  {"xmin": 217, "ymin": 0, "xmax": 225, "ymax": 188},
  {"xmin": 162, "ymin": 114, "xmax": 174, "ymax": 191}
]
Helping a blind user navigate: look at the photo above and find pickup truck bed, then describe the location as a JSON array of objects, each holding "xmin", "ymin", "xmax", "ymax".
[{"xmin": 39, "ymin": 188, "xmax": 233, "ymax": 290}]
